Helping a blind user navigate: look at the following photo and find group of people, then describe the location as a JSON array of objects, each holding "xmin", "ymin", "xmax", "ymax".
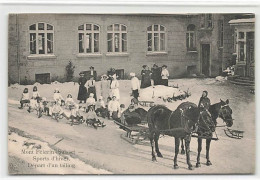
[{"xmin": 141, "ymin": 64, "xmax": 169, "ymax": 88}]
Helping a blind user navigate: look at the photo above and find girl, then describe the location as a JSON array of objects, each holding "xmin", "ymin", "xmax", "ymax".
[
  {"xmin": 28, "ymin": 86, "xmax": 41, "ymax": 113},
  {"xmin": 85, "ymin": 105, "xmax": 105, "ymax": 129},
  {"xmin": 110, "ymin": 74, "xmax": 120, "ymax": 101},
  {"xmin": 53, "ymin": 88, "xmax": 64, "ymax": 105},
  {"xmin": 95, "ymin": 96, "xmax": 106, "ymax": 118},
  {"xmin": 65, "ymin": 94, "xmax": 75, "ymax": 108},
  {"xmin": 100, "ymin": 74, "xmax": 110, "ymax": 103},
  {"xmin": 18, "ymin": 88, "xmax": 30, "ymax": 109},
  {"xmin": 86, "ymin": 75, "xmax": 97, "ymax": 101},
  {"xmin": 108, "ymin": 95, "xmax": 121, "ymax": 120},
  {"xmin": 86, "ymin": 93, "xmax": 96, "ymax": 111}
]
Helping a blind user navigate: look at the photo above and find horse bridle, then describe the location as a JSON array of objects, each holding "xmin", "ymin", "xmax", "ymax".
[{"xmin": 218, "ymin": 104, "xmax": 233, "ymax": 123}]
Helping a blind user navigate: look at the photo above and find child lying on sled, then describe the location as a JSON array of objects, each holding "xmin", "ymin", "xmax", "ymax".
[
  {"xmin": 49, "ymin": 100, "xmax": 67, "ymax": 121},
  {"xmin": 85, "ymin": 105, "xmax": 105, "ymax": 129}
]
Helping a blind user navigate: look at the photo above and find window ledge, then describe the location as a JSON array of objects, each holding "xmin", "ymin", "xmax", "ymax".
[
  {"xmin": 27, "ymin": 54, "xmax": 57, "ymax": 60},
  {"xmin": 146, "ymin": 51, "xmax": 168, "ymax": 56},
  {"xmin": 76, "ymin": 53, "xmax": 102, "ymax": 58},
  {"xmin": 106, "ymin": 53, "xmax": 129, "ymax": 57},
  {"xmin": 187, "ymin": 50, "xmax": 198, "ymax": 53},
  {"xmin": 199, "ymin": 28, "xmax": 213, "ymax": 31}
]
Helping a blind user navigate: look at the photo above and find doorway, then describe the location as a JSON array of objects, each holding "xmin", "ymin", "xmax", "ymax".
[
  {"xmin": 201, "ymin": 44, "xmax": 211, "ymax": 76},
  {"xmin": 246, "ymin": 32, "xmax": 254, "ymax": 77}
]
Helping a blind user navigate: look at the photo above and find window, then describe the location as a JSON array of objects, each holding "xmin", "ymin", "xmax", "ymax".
[
  {"xmin": 147, "ymin": 24, "xmax": 166, "ymax": 52},
  {"xmin": 29, "ymin": 23, "xmax": 54, "ymax": 55},
  {"xmin": 186, "ymin": 24, "xmax": 196, "ymax": 51},
  {"xmin": 78, "ymin": 24, "xmax": 100, "ymax": 54},
  {"xmin": 107, "ymin": 24, "xmax": 127, "ymax": 53},
  {"xmin": 219, "ymin": 20, "xmax": 224, "ymax": 47},
  {"xmin": 200, "ymin": 14, "xmax": 213, "ymax": 29}
]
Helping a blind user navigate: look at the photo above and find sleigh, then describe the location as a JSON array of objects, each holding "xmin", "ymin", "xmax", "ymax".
[
  {"xmin": 114, "ymin": 120, "xmax": 149, "ymax": 144},
  {"xmin": 138, "ymin": 101, "xmax": 154, "ymax": 107},
  {"xmin": 224, "ymin": 128, "xmax": 244, "ymax": 139}
]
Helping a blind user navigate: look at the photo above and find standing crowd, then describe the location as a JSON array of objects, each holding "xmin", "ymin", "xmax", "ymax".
[{"xmin": 18, "ymin": 64, "xmax": 170, "ymax": 128}]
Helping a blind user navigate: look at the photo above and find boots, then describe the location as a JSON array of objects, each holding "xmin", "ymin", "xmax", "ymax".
[{"xmin": 27, "ymin": 107, "xmax": 31, "ymax": 113}]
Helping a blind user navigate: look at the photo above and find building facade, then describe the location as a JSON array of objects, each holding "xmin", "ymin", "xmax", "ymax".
[{"xmin": 8, "ymin": 13, "xmax": 251, "ymax": 84}]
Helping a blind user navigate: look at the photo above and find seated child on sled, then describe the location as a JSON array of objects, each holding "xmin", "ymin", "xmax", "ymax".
[
  {"xmin": 64, "ymin": 94, "xmax": 84, "ymax": 125},
  {"xmin": 49, "ymin": 100, "xmax": 67, "ymax": 121},
  {"xmin": 107, "ymin": 95, "xmax": 121, "ymax": 120},
  {"xmin": 85, "ymin": 105, "xmax": 105, "ymax": 129},
  {"xmin": 95, "ymin": 96, "xmax": 107, "ymax": 118},
  {"xmin": 18, "ymin": 88, "xmax": 30, "ymax": 109},
  {"xmin": 85, "ymin": 93, "xmax": 96, "ymax": 112},
  {"xmin": 27, "ymin": 86, "xmax": 41, "ymax": 113},
  {"xmin": 53, "ymin": 88, "xmax": 65, "ymax": 106}
]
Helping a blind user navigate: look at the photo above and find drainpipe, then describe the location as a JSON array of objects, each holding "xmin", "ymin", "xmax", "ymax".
[{"xmin": 16, "ymin": 14, "xmax": 20, "ymax": 84}]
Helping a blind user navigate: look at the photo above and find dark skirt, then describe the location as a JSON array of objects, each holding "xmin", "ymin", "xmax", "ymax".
[
  {"xmin": 77, "ymin": 85, "xmax": 87, "ymax": 101},
  {"xmin": 88, "ymin": 87, "xmax": 97, "ymax": 101},
  {"xmin": 161, "ymin": 79, "xmax": 168, "ymax": 86},
  {"xmin": 141, "ymin": 76, "xmax": 151, "ymax": 89}
]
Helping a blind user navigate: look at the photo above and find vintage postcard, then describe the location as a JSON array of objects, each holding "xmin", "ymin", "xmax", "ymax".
[{"xmin": 8, "ymin": 13, "xmax": 255, "ymax": 174}]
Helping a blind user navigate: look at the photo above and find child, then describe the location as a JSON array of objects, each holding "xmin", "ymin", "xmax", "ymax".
[
  {"xmin": 86, "ymin": 93, "xmax": 96, "ymax": 111},
  {"xmin": 41, "ymin": 97, "xmax": 50, "ymax": 116},
  {"xmin": 65, "ymin": 94, "xmax": 75, "ymax": 109},
  {"xmin": 28, "ymin": 86, "xmax": 41, "ymax": 113},
  {"xmin": 108, "ymin": 95, "xmax": 121, "ymax": 120},
  {"xmin": 69, "ymin": 102, "xmax": 84, "ymax": 126},
  {"xmin": 86, "ymin": 75, "xmax": 97, "ymax": 101},
  {"xmin": 18, "ymin": 88, "xmax": 30, "ymax": 109},
  {"xmin": 49, "ymin": 101, "xmax": 67, "ymax": 122},
  {"xmin": 95, "ymin": 96, "xmax": 106, "ymax": 118},
  {"xmin": 85, "ymin": 105, "xmax": 105, "ymax": 129},
  {"xmin": 53, "ymin": 88, "xmax": 64, "ymax": 106}
]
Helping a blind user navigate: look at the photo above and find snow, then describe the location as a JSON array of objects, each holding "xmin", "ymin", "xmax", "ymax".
[{"xmin": 8, "ymin": 78, "xmax": 255, "ymax": 174}]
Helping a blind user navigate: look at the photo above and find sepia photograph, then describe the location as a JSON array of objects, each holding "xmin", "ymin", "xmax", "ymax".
[{"xmin": 7, "ymin": 12, "xmax": 255, "ymax": 175}]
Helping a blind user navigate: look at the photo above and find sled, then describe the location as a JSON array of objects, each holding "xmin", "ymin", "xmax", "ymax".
[
  {"xmin": 114, "ymin": 120, "xmax": 149, "ymax": 144},
  {"xmin": 191, "ymin": 134, "xmax": 219, "ymax": 141},
  {"xmin": 224, "ymin": 128, "xmax": 244, "ymax": 139},
  {"xmin": 138, "ymin": 101, "xmax": 154, "ymax": 107}
]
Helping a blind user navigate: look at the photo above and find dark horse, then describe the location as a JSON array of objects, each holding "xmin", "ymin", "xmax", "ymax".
[
  {"xmin": 180, "ymin": 99, "xmax": 233, "ymax": 168},
  {"xmin": 147, "ymin": 102, "xmax": 212, "ymax": 170}
]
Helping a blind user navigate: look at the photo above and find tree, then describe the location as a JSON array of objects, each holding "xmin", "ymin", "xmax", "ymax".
[{"xmin": 65, "ymin": 61, "xmax": 75, "ymax": 82}]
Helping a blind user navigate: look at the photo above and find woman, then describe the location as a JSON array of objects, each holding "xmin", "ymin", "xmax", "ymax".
[
  {"xmin": 110, "ymin": 74, "xmax": 120, "ymax": 101},
  {"xmin": 141, "ymin": 65, "xmax": 152, "ymax": 89},
  {"xmin": 151, "ymin": 64, "xmax": 161, "ymax": 86},
  {"xmin": 77, "ymin": 72, "xmax": 87, "ymax": 104},
  {"xmin": 161, "ymin": 65, "xmax": 169, "ymax": 86},
  {"xmin": 100, "ymin": 74, "xmax": 110, "ymax": 102},
  {"xmin": 86, "ymin": 75, "xmax": 97, "ymax": 101}
]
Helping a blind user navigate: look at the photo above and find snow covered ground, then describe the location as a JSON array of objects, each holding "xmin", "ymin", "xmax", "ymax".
[{"xmin": 8, "ymin": 78, "xmax": 255, "ymax": 174}]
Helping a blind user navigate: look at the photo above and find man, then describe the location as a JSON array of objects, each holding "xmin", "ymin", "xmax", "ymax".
[
  {"xmin": 161, "ymin": 65, "xmax": 169, "ymax": 86},
  {"xmin": 87, "ymin": 66, "xmax": 97, "ymax": 80},
  {"xmin": 130, "ymin": 72, "xmax": 140, "ymax": 100}
]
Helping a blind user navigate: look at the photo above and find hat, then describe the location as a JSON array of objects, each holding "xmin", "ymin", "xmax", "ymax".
[
  {"xmin": 79, "ymin": 72, "xmax": 84, "ymax": 76},
  {"xmin": 89, "ymin": 66, "xmax": 94, "ymax": 70},
  {"xmin": 99, "ymin": 96, "xmax": 103, "ymax": 100},
  {"xmin": 142, "ymin": 65, "xmax": 147, "ymax": 68},
  {"xmin": 130, "ymin": 72, "xmax": 135, "ymax": 77},
  {"xmin": 153, "ymin": 64, "xmax": 158, "ymax": 68},
  {"xmin": 162, "ymin": 65, "xmax": 167, "ymax": 68},
  {"xmin": 89, "ymin": 93, "xmax": 94, "ymax": 97}
]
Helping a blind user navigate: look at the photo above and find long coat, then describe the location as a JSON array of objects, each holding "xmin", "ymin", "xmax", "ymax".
[
  {"xmin": 77, "ymin": 77, "xmax": 87, "ymax": 101},
  {"xmin": 151, "ymin": 67, "xmax": 162, "ymax": 86},
  {"xmin": 141, "ymin": 69, "xmax": 152, "ymax": 88}
]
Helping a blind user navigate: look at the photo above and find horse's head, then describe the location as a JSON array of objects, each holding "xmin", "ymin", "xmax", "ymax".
[{"xmin": 218, "ymin": 99, "xmax": 233, "ymax": 127}]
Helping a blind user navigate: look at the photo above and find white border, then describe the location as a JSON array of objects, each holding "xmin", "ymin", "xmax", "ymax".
[{"xmin": 1, "ymin": 0, "xmax": 259, "ymax": 179}]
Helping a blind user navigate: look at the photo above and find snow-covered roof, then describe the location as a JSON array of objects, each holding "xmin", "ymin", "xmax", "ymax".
[{"xmin": 229, "ymin": 18, "xmax": 255, "ymax": 24}]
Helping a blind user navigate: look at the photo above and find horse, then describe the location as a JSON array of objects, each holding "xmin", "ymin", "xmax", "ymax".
[
  {"xmin": 180, "ymin": 99, "xmax": 233, "ymax": 167},
  {"xmin": 146, "ymin": 102, "xmax": 212, "ymax": 170}
]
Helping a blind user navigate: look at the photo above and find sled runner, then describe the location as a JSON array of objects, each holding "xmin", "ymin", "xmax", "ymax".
[
  {"xmin": 224, "ymin": 128, "xmax": 244, "ymax": 139},
  {"xmin": 114, "ymin": 120, "xmax": 149, "ymax": 144}
]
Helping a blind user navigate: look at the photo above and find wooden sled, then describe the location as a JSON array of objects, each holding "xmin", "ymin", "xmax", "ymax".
[
  {"xmin": 191, "ymin": 134, "xmax": 219, "ymax": 141},
  {"xmin": 224, "ymin": 128, "xmax": 244, "ymax": 139},
  {"xmin": 138, "ymin": 101, "xmax": 154, "ymax": 107},
  {"xmin": 114, "ymin": 120, "xmax": 149, "ymax": 144}
]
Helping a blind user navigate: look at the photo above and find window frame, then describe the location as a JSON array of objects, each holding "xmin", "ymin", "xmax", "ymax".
[
  {"xmin": 107, "ymin": 23, "xmax": 128, "ymax": 54},
  {"xmin": 147, "ymin": 24, "xmax": 167, "ymax": 53},
  {"xmin": 186, "ymin": 24, "xmax": 196, "ymax": 52},
  {"xmin": 200, "ymin": 14, "xmax": 214, "ymax": 30},
  {"xmin": 219, "ymin": 19, "xmax": 224, "ymax": 48},
  {"xmin": 28, "ymin": 22, "xmax": 54, "ymax": 56},
  {"xmin": 78, "ymin": 23, "xmax": 101, "ymax": 54}
]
